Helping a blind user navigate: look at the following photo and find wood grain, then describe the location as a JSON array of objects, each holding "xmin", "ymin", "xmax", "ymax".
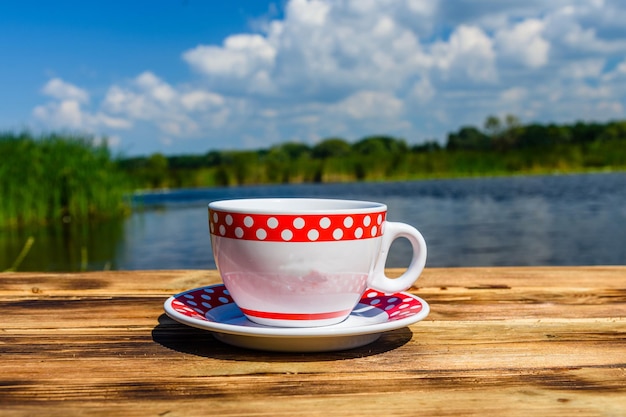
[{"xmin": 0, "ymin": 267, "xmax": 625, "ymax": 416}]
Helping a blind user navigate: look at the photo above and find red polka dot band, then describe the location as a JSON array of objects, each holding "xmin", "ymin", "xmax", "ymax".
[{"xmin": 209, "ymin": 210, "xmax": 386, "ymax": 242}]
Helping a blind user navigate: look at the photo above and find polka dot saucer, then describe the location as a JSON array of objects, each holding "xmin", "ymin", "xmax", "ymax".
[{"xmin": 164, "ymin": 284, "xmax": 430, "ymax": 352}]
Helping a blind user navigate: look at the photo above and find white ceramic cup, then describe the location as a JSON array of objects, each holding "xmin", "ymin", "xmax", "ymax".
[{"xmin": 208, "ymin": 198, "xmax": 427, "ymax": 327}]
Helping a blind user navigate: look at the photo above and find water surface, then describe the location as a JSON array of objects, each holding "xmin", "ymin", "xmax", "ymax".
[{"xmin": 2, "ymin": 173, "xmax": 625, "ymax": 271}]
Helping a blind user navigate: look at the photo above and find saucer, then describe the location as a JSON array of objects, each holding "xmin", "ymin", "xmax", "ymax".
[{"xmin": 164, "ymin": 284, "xmax": 430, "ymax": 352}]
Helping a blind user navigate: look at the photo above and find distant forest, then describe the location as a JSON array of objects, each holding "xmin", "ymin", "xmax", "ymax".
[
  {"xmin": 2, "ymin": 115, "xmax": 625, "ymax": 227},
  {"xmin": 119, "ymin": 115, "xmax": 626, "ymax": 189}
]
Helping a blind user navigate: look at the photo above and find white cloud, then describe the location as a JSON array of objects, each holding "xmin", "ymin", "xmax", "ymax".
[
  {"xmin": 559, "ymin": 59, "xmax": 605, "ymax": 80},
  {"xmin": 33, "ymin": 100, "xmax": 83, "ymax": 128},
  {"xmin": 136, "ymin": 71, "xmax": 177, "ymax": 103},
  {"xmin": 103, "ymin": 86, "xmax": 145, "ymax": 119},
  {"xmin": 603, "ymin": 58, "xmax": 626, "ymax": 81},
  {"xmin": 410, "ymin": 77, "xmax": 436, "ymax": 104},
  {"xmin": 29, "ymin": 0, "xmax": 626, "ymax": 154},
  {"xmin": 180, "ymin": 91, "xmax": 224, "ymax": 111},
  {"xmin": 496, "ymin": 19, "xmax": 550, "ymax": 68},
  {"xmin": 288, "ymin": 0, "xmax": 330, "ymax": 26},
  {"xmin": 431, "ymin": 25, "xmax": 497, "ymax": 82},
  {"xmin": 41, "ymin": 78, "xmax": 89, "ymax": 103},
  {"xmin": 95, "ymin": 113, "xmax": 132, "ymax": 129},
  {"xmin": 183, "ymin": 34, "xmax": 276, "ymax": 80},
  {"xmin": 34, "ymin": 78, "xmax": 132, "ymax": 132},
  {"xmin": 182, "ymin": 0, "xmax": 433, "ymax": 99},
  {"xmin": 33, "ymin": 99, "xmax": 132, "ymax": 131},
  {"xmin": 406, "ymin": 0, "xmax": 436, "ymax": 16},
  {"xmin": 501, "ymin": 87, "xmax": 527, "ymax": 103},
  {"xmin": 335, "ymin": 91, "xmax": 403, "ymax": 120},
  {"xmin": 544, "ymin": 3, "xmax": 626, "ymax": 55},
  {"xmin": 102, "ymin": 71, "xmax": 226, "ymax": 138}
]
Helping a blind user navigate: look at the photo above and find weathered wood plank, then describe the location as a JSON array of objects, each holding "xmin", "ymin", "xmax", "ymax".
[
  {"xmin": 1, "ymin": 266, "xmax": 625, "ymax": 295},
  {"xmin": 0, "ymin": 267, "xmax": 624, "ymax": 416}
]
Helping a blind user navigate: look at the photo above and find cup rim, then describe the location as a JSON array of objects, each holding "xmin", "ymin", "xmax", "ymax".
[{"xmin": 208, "ymin": 198, "xmax": 387, "ymax": 214}]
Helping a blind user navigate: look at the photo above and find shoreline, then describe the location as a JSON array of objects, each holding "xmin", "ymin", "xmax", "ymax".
[{"xmin": 130, "ymin": 167, "xmax": 626, "ymax": 195}]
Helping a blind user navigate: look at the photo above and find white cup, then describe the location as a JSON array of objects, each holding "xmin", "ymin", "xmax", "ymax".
[{"xmin": 209, "ymin": 198, "xmax": 427, "ymax": 327}]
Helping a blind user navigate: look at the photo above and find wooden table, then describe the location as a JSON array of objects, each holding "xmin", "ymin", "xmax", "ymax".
[{"xmin": 1, "ymin": 267, "xmax": 625, "ymax": 416}]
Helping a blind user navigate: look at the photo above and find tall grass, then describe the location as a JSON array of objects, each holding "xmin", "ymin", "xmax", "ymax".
[{"xmin": 0, "ymin": 132, "xmax": 130, "ymax": 228}]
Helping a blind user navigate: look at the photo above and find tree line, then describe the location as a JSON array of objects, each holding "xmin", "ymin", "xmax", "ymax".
[
  {"xmin": 447, "ymin": 115, "xmax": 626, "ymax": 151},
  {"xmin": 2, "ymin": 116, "xmax": 625, "ymax": 227},
  {"xmin": 120, "ymin": 115, "xmax": 626, "ymax": 189}
]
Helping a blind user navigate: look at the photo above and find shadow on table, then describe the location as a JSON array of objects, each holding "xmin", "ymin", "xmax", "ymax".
[{"xmin": 152, "ymin": 314, "xmax": 412, "ymax": 361}]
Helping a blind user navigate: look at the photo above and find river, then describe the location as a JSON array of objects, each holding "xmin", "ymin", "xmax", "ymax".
[{"xmin": 2, "ymin": 172, "xmax": 625, "ymax": 271}]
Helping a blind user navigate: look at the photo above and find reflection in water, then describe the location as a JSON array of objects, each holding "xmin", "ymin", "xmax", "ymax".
[
  {"xmin": 2, "ymin": 173, "xmax": 625, "ymax": 271},
  {"xmin": 405, "ymin": 195, "xmax": 557, "ymax": 266},
  {"xmin": 385, "ymin": 174, "xmax": 626, "ymax": 267},
  {"xmin": 0, "ymin": 218, "xmax": 124, "ymax": 271},
  {"xmin": 115, "ymin": 207, "xmax": 213, "ymax": 270}
]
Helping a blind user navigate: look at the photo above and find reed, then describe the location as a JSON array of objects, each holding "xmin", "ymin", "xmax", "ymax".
[
  {"xmin": 0, "ymin": 132, "xmax": 130, "ymax": 228},
  {"xmin": 3, "ymin": 236, "xmax": 34, "ymax": 272}
]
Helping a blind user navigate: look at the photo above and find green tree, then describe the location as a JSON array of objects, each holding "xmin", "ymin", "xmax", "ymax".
[
  {"xmin": 546, "ymin": 124, "xmax": 573, "ymax": 146},
  {"xmin": 228, "ymin": 151, "xmax": 260, "ymax": 185},
  {"xmin": 278, "ymin": 142, "xmax": 311, "ymax": 159},
  {"xmin": 265, "ymin": 146, "xmax": 291, "ymax": 183},
  {"xmin": 145, "ymin": 153, "xmax": 169, "ymax": 188},
  {"xmin": 571, "ymin": 121, "xmax": 604, "ymax": 144},
  {"xmin": 446, "ymin": 126, "xmax": 490, "ymax": 150},
  {"xmin": 351, "ymin": 136, "xmax": 410, "ymax": 179},
  {"xmin": 484, "ymin": 115, "xmax": 502, "ymax": 138},
  {"xmin": 517, "ymin": 123, "xmax": 547, "ymax": 148},
  {"xmin": 598, "ymin": 121, "xmax": 626, "ymax": 141},
  {"xmin": 352, "ymin": 135, "xmax": 408, "ymax": 155},
  {"xmin": 412, "ymin": 140, "xmax": 442, "ymax": 153},
  {"xmin": 496, "ymin": 114, "xmax": 523, "ymax": 150},
  {"xmin": 205, "ymin": 150, "xmax": 223, "ymax": 167},
  {"xmin": 312, "ymin": 138, "xmax": 351, "ymax": 159}
]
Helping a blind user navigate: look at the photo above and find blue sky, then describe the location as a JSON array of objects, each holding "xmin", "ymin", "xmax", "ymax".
[{"xmin": 2, "ymin": 0, "xmax": 626, "ymax": 156}]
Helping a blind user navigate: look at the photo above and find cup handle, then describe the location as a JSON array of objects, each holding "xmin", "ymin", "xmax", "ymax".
[{"xmin": 369, "ymin": 221, "xmax": 427, "ymax": 293}]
